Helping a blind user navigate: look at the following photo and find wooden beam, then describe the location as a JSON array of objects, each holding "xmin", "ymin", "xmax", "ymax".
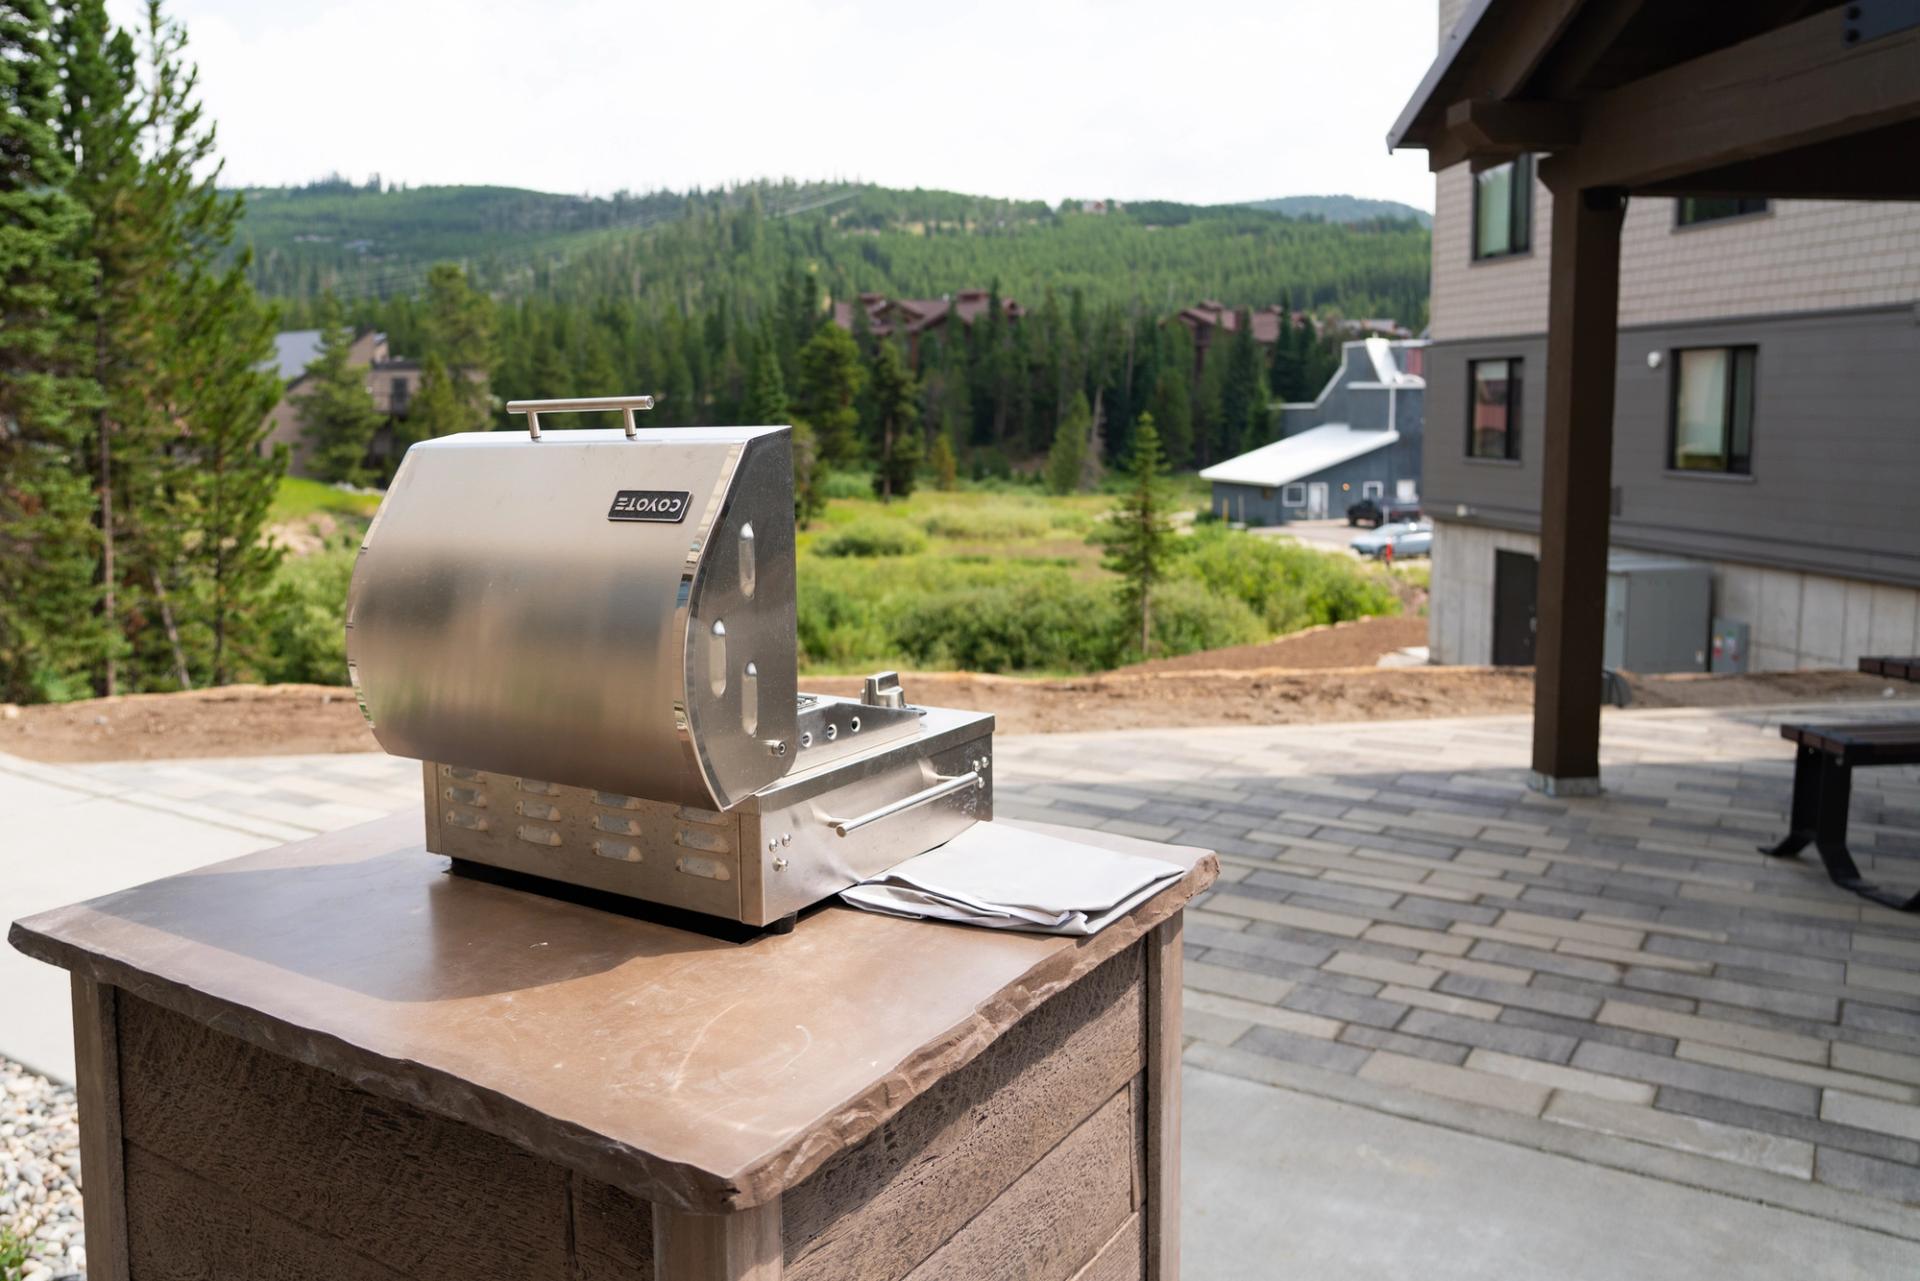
[
  {"xmin": 1143, "ymin": 917, "xmax": 1184, "ymax": 1281},
  {"xmin": 1549, "ymin": 8, "xmax": 1920, "ymax": 190},
  {"xmin": 1635, "ymin": 118, "xmax": 1920, "ymax": 200},
  {"xmin": 1531, "ymin": 183, "xmax": 1626, "ymax": 794},
  {"xmin": 72, "ymin": 977, "xmax": 130, "ymax": 1281},
  {"xmin": 1448, "ymin": 98, "xmax": 1582, "ymax": 152},
  {"xmin": 653, "ymin": 1199, "xmax": 783, "ymax": 1280}
]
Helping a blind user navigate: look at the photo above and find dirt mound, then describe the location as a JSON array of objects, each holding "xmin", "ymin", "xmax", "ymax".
[
  {"xmin": 2, "ymin": 684, "xmax": 375, "ymax": 762},
  {"xmin": 1119, "ymin": 614, "xmax": 1429, "ymax": 674},
  {"xmin": 2, "ymin": 669, "xmax": 1906, "ymax": 763}
]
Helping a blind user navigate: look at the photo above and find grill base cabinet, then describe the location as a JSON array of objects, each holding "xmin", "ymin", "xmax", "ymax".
[{"xmin": 10, "ymin": 814, "xmax": 1213, "ymax": 1281}]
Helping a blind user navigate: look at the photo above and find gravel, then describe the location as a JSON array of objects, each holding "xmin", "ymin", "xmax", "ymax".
[{"xmin": 1, "ymin": 1057, "xmax": 84, "ymax": 1281}]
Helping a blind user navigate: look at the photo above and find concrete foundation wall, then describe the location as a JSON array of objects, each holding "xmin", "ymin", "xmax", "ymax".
[{"xmin": 1428, "ymin": 520, "xmax": 1920, "ymax": 671}]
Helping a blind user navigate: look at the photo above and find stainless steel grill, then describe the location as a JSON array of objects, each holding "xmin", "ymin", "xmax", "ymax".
[{"xmin": 346, "ymin": 396, "xmax": 993, "ymax": 928}]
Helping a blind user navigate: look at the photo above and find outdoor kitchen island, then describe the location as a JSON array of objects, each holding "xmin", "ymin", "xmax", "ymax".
[{"xmin": 9, "ymin": 810, "xmax": 1213, "ymax": 1281}]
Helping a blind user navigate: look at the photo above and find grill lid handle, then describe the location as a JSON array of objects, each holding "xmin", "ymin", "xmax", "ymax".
[{"xmin": 505, "ymin": 395, "xmax": 657, "ymax": 440}]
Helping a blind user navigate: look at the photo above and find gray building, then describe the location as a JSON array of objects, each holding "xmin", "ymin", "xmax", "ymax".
[
  {"xmin": 1420, "ymin": 0, "xmax": 1920, "ymax": 674},
  {"xmin": 1201, "ymin": 337, "xmax": 1427, "ymax": 525}
]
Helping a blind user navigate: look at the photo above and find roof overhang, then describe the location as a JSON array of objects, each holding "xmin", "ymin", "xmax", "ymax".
[{"xmin": 1388, "ymin": 0, "xmax": 1920, "ymax": 201}]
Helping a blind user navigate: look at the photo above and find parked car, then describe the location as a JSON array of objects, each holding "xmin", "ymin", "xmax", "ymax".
[
  {"xmin": 1346, "ymin": 495, "xmax": 1423, "ymax": 527},
  {"xmin": 1350, "ymin": 519, "xmax": 1433, "ymax": 560}
]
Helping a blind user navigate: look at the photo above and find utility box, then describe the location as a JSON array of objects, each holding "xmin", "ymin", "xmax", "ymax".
[
  {"xmin": 1710, "ymin": 617, "xmax": 1751, "ymax": 674},
  {"xmin": 1603, "ymin": 553, "xmax": 1713, "ymax": 673}
]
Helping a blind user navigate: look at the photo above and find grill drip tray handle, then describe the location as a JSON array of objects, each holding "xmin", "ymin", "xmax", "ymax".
[{"xmin": 823, "ymin": 768, "xmax": 985, "ymax": 838}]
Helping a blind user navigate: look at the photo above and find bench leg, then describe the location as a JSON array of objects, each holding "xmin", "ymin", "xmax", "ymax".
[
  {"xmin": 1760, "ymin": 744, "xmax": 1820, "ymax": 859},
  {"xmin": 1807, "ymin": 757, "xmax": 1920, "ymax": 913}
]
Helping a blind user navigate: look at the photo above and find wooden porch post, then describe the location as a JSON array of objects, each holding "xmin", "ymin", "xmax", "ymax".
[{"xmin": 1531, "ymin": 180, "xmax": 1626, "ymax": 795}]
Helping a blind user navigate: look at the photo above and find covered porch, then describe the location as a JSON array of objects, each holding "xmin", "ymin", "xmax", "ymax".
[{"xmin": 1387, "ymin": 0, "xmax": 1920, "ymax": 793}]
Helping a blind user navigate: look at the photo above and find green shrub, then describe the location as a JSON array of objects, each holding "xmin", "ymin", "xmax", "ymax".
[
  {"xmin": 258, "ymin": 543, "xmax": 356, "ymax": 684},
  {"xmin": 891, "ymin": 576, "xmax": 1123, "ymax": 672},
  {"xmin": 1172, "ymin": 524, "xmax": 1399, "ymax": 633},
  {"xmin": 917, "ymin": 502, "xmax": 1053, "ymax": 541},
  {"xmin": 820, "ymin": 469, "xmax": 875, "ymax": 500},
  {"xmin": 813, "ymin": 518, "xmax": 928, "ymax": 558},
  {"xmin": 1140, "ymin": 579, "xmax": 1266, "ymax": 659},
  {"xmin": 796, "ymin": 578, "xmax": 892, "ymax": 669}
]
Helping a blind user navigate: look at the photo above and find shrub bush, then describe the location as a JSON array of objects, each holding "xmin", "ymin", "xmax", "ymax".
[
  {"xmin": 258, "ymin": 543, "xmax": 356, "ymax": 685},
  {"xmin": 813, "ymin": 518, "xmax": 928, "ymax": 558},
  {"xmin": 820, "ymin": 469, "xmax": 875, "ymax": 500},
  {"xmin": 1172, "ymin": 524, "xmax": 1398, "ymax": 633},
  {"xmin": 917, "ymin": 502, "xmax": 1053, "ymax": 541},
  {"xmin": 1138, "ymin": 579, "xmax": 1266, "ymax": 660},
  {"xmin": 890, "ymin": 575, "xmax": 1123, "ymax": 673}
]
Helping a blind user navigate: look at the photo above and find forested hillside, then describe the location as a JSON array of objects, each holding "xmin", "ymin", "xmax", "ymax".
[
  {"xmin": 1244, "ymin": 194, "xmax": 1432, "ymax": 228},
  {"xmin": 243, "ymin": 180, "xmax": 1430, "ymax": 325},
  {"xmin": 253, "ymin": 181, "xmax": 1429, "ymax": 478}
]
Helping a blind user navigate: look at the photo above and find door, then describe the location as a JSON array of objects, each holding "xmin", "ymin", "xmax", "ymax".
[
  {"xmin": 1492, "ymin": 550, "xmax": 1538, "ymax": 666},
  {"xmin": 1307, "ymin": 482, "xmax": 1329, "ymax": 519}
]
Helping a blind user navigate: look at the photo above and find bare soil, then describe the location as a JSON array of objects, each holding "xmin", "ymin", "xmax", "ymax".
[
  {"xmin": 1118, "ymin": 614, "xmax": 1430, "ymax": 674},
  {"xmin": 2, "ymin": 667, "xmax": 1906, "ymax": 763}
]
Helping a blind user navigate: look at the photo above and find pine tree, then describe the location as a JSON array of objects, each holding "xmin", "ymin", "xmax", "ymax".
[
  {"xmin": 135, "ymin": 3, "xmax": 286, "ymax": 686},
  {"xmin": 296, "ymin": 298, "xmax": 383, "ymax": 485},
  {"xmin": 927, "ymin": 433, "xmax": 958, "ymax": 491},
  {"xmin": 743, "ymin": 327, "xmax": 789, "ymax": 423},
  {"xmin": 1220, "ymin": 310, "xmax": 1269, "ymax": 455},
  {"xmin": 1044, "ymin": 390, "xmax": 1091, "ymax": 495},
  {"xmin": 794, "ymin": 325, "xmax": 864, "ymax": 466},
  {"xmin": 396, "ymin": 353, "xmax": 464, "ymax": 454},
  {"xmin": 420, "ymin": 263, "xmax": 493, "ymax": 430},
  {"xmin": 1147, "ymin": 326, "xmax": 1195, "ymax": 469},
  {"xmin": 867, "ymin": 339, "xmax": 920, "ymax": 501},
  {"xmin": 58, "ymin": 0, "xmax": 152, "ymax": 694},
  {"xmin": 1093, "ymin": 414, "xmax": 1175, "ymax": 658},
  {"xmin": 0, "ymin": 0, "xmax": 106, "ymax": 702}
]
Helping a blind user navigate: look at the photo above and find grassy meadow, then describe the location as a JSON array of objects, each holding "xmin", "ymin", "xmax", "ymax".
[{"xmin": 257, "ymin": 474, "xmax": 1404, "ymax": 686}]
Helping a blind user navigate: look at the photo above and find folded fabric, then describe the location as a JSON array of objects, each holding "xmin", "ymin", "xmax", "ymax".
[{"xmin": 840, "ymin": 821, "xmax": 1186, "ymax": 936}]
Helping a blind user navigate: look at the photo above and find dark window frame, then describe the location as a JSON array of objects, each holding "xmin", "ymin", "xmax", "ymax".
[
  {"xmin": 1466, "ymin": 357, "xmax": 1522, "ymax": 462},
  {"xmin": 1674, "ymin": 197, "xmax": 1770, "ymax": 228},
  {"xmin": 1667, "ymin": 345, "xmax": 1757, "ymax": 476},
  {"xmin": 1471, "ymin": 155, "xmax": 1534, "ymax": 261}
]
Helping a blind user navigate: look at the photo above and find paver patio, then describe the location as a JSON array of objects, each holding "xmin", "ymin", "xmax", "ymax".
[
  {"xmin": 9, "ymin": 696, "xmax": 1920, "ymax": 1252},
  {"xmin": 993, "ymin": 699, "xmax": 1920, "ymax": 1236}
]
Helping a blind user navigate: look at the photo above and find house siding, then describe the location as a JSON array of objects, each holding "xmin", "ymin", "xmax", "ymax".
[{"xmin": 1424, "ymin": 304, "xmax": 1920, "ymax": 590}]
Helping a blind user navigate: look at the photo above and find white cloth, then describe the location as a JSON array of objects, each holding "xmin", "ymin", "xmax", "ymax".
[{"xmin": 840, "ymin": 822, "xmax": 1186, "ymax": 936}]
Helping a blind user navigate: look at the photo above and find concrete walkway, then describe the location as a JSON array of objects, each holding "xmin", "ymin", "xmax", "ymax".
[
  {"xmin": 0, "ymin": 751, "xmax": 417, "ymax": 1079},
  {"xmin": 6, "ymin": 700, "xmax": 1920, "ymax": 1272}
]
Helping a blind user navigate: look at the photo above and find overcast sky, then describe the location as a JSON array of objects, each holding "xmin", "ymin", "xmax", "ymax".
[{"xmin": 107, "ymin": 0, "xmax": 1441, "ymax": 210}]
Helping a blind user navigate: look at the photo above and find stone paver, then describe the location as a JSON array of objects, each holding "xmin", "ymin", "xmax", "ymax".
[{"xmin": 993, "ymin": 699, "xmax": 1920, "ymax": 1223}]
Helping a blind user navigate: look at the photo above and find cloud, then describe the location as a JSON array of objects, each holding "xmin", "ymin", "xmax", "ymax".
[{"xmin": 111, "ymin": 0, "xmax": 1439, "ymax": 209}]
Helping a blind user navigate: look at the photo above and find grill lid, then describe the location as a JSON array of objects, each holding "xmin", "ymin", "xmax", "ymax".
[{"xmin": 346, "ymin": 413, "xmax": 799, "ymax": 811}]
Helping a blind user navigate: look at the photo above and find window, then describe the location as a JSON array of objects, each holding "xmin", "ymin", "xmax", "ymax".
[
  {"xmin": 1676, "ymin": 197, "xmax": 1768, "ymax": 227},
  {"xmin": 1282, "ymin": 483, "xmax": 1307, "ymax": 507},
  {"xmin": 1362, "ymin": 480, "xmax": 1384, "ymax": 499},
  {"xmin": 390, "ymin": 376, "xmax": 411, "ymax": 414},
  {"xmin": 1467, "ymin": 358, "xmax": 1521, "ymax": 460},
  {"xmin": 1670, "ymin": 347, "xmax": 1755, "ymax": 474},
  {"xmin": 1472, "ymin": 156, "xmax": 1533, "ymax": 259}
]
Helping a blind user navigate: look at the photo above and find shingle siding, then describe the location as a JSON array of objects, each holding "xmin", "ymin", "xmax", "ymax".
[{"xmin": 1431, "ymin": 171, "xmax": 1920, "ymax": 342}]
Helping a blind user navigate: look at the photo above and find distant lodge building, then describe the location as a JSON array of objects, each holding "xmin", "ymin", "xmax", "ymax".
[
  {"xmin": 260, "ymin": 329, "xmax": 425, "ymax": 479},
  {"xmin": 1199, "ymin": 337, "xmax": 1427, "ymax": 525},
  {"xmin": 1174, "ymin": 301, "xmax": 1416, "ymax": 377},
  {"xmin": 831, "ymin": 289, "xmax": 1026, "ymax": 363}
]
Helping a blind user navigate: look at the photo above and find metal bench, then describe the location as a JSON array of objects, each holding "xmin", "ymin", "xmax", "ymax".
[
  {"xmin": 1861, "ymin": 656, "xmax": 1920, "ymax": 682},
  {"xmin": 1763, "ymin": 722, "xmax": 1920, "ymax": 911}
]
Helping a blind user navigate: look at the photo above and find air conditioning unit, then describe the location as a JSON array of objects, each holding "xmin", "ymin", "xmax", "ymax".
[{"xmin": 1603, "ymin": 553, "xmax": 1713, "ymax": 674}]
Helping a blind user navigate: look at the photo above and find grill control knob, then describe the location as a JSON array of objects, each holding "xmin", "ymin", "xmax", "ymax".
[{"xmin": 862, "ymin": 671, "xmax": 907, "ymax": 710}]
